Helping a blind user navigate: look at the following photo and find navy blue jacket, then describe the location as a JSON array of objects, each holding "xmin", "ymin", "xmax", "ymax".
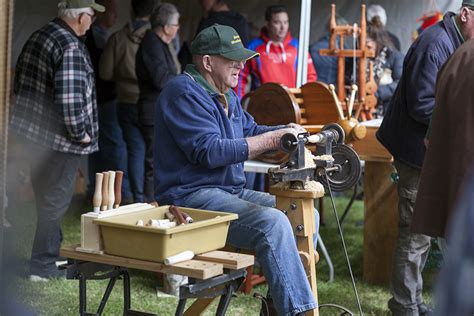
[
  {"xmin": 154, "ymin": 66, "xmax": 281, "ymax": 205},
  {"xmin": 376, "ymin": 12, "xmax": 463, "ymax": 169}
]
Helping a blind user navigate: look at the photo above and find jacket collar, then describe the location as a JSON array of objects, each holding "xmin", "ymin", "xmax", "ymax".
[
  {"xmin": 443, "ymin": 12, "xmax": 464, "ymax": 49},
  {"xmin": 54, "ymin": 17, "xmax": 83, "ymax": 40},
  {"xmin": 184, "ymin": 64, "xmax": 231, "ymax": 113}
]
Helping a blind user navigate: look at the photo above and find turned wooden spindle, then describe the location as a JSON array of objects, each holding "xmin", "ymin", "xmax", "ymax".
[
  {"xmin": 328, "ymin": 84, "xmax": 345, "ymax": 120},
  {"xmin": 101, "ymin": 172, "xmax": 109, "ymax": 211},
  {"xmin": 107, "ymin": 171, "xmax": 115, "ymax": 210},
  {"xmin": 114, "ymin": 171, "xmax": 123, "ymax": 208},
  {"xmin": 348, "ymin": 84, "xmax": 358, "ymax": 118},
  {"xmin": 92, "ymin": 173, "xmax": 103, "ymax": 213}
]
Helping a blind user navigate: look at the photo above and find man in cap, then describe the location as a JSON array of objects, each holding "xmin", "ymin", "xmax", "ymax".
[
  {"xmin": 11, "ymin": 0, "xmax": 105, "ymax": 281},
  {"xmin": 376, "ymin": 1, "xmax": 474, "ymax": 314},
  {"xmin": 154, "ymin": 24, "xmax": 318, "ymax": 315}
]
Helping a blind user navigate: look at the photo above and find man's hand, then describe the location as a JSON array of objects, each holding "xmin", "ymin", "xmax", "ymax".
[
  {"xmin": 246, "ymin": 127, "xmax": 299, "ymax": 159},
  {"xmin": 80, "ymin": 133, "xmax": 91, "ymax": 144},
  {"xmin": 286, "ymin": 123, "xmax": 307, "ymax": 134}
]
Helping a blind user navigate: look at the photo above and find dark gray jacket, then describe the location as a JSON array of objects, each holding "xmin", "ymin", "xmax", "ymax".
[{"xmin": 136, "ymin": 30, "xmax": 178, "ymax": 126}]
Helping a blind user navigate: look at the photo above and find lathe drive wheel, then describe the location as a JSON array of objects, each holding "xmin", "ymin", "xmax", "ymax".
[{"xmin": 320, "ymin": 144, "xmax": 361, "ymax": 192}]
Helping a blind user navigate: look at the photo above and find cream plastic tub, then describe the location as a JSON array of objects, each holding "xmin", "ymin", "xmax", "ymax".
[{"xmin": 93, "ymin": 205, "xmax": 238, "ymax": 262}]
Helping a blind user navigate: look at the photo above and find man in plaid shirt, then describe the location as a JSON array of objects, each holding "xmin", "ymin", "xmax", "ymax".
[{"xmin": 11, "ymin": 0, "xmax": 105, "ymax": 281}]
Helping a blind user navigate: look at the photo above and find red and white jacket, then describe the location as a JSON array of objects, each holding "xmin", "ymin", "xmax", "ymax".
[{"xmin": 238, "ymin": 28, "xmax": 317, "ymax": 98}]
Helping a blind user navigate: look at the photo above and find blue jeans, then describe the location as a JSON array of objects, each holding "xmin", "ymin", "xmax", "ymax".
[
  {"xmin": 117, "ymin": 103, "xmax": 146, "ymax": 202},
  {"xmin": 88, "ymin": 100, "xmax": 132, "ymax": 200},
  {"xmin": 181, "ymin": 188, "xmax": 319, "ymax": 315}
]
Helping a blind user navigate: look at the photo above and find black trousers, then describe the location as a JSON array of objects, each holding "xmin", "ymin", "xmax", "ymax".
[
  {"xmin": 140, "ymin": 124, "xmax": 154, "ymax": 203},
  {"xmin": 28, "ymin": 143, "xmax": 81, "ymax": 277}
]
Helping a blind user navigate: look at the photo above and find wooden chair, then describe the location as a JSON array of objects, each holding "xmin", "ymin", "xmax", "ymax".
[{"xmin": 245, "ymin": 82, "xmax": 341, "ymax": 134}]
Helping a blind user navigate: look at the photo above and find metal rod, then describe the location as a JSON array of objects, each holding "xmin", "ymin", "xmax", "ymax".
[
  {"xmin": 175, "ymin": 299, "xmax": 187, "ymax": 316},
  {"xmin": 325, "ymin": 173, "xmax": 364, "ymax": 315},
  {"xmin": 97, "ymin": 276, "xmax": 117, "ymax": 315},
  {"xmin": 79, "ymin": 273, "xmax": 87, "ymax": 315},
  {"xmin": 123, "ymin": 269, "xmax": 131, "ymax": 312}
]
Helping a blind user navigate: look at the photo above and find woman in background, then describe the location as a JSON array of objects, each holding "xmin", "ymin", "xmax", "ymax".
[{"xmin": 366, "ymin": 16, "xmax": 404, "ymax": 116}]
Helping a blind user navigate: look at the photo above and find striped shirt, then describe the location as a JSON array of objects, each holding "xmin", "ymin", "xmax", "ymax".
[{"xmin": 11, "ymin": 18, "xmax": 98, "ymax": 155}]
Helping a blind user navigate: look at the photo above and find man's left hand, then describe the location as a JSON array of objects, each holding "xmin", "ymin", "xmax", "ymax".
[{"xmin": 286, "ymin": 123, "xmax": 307, "ymax": 134}]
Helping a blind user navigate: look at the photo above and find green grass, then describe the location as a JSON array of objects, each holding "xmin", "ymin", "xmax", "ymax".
[{"xmin": 3, "ymin": 194, "xmax": 439, "ymax": 315}]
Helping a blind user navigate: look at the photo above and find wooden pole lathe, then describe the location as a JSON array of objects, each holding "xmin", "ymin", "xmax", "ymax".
[{"xmin": 270, "ymin": 187, "xmax": 324, "ymax": 316}]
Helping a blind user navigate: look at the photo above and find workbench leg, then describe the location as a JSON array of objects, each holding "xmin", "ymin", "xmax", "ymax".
[
  {"xmin": 79, "ymin": 273, "xmax": 88, "ymax": 316},
  {"xmin": 275, "ymin": 196, "xmax": 319, "ymax": 316},
  {"xmin": 183, "ymin": 298, "xmax": 216, "ymax": 316},
  {"xmin": 175, "ymin": 299, "xmax": 187, "ymax": 316},
  {"xmin": 123, "ymin": 270, "xmax": 131, "ymax": 313},
  {"xmin": 97, "ymin": 276, "xmax": 117, "ymax": 315},
  {"xmin": 216, "ymin": 280, "xmax": 238, "ymax": 316}
]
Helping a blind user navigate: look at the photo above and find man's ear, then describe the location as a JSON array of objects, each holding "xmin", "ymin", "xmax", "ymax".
[
  {"xmin": 461, "ymin": 7, "xmax": 469, "ymax": 23},
  {"xmin": 202, "ymin": 55, "xmax": 213, "ymax": 72},
  {"xmin": 78, "ymin": 13, "xmax": 86, "ymax": 25}
]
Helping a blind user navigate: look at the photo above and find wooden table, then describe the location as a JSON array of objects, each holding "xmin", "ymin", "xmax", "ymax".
[
  {"xmin": 352, "ymin": 120, "xmax": 399, "ymax": 286},
  {"xmin": 60, "ymin": 245, "xmax": 254, "ymax": 316}
]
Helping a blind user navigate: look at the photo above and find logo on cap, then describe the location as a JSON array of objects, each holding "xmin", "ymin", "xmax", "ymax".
[{"xmin": 231, "ymin": 35, "xmax": 242, "ymax": 45}]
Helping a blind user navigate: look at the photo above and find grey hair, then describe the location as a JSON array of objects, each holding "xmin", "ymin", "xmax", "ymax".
[
  {"xmin": 150, "ymin": 2, "xmax": 179, "ymax": 30},
  {"xmin": 58, "ymin": 0, "xmax": 94, "ymax": 18}
]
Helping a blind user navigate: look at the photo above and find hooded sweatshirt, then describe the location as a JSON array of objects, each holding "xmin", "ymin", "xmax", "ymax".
[
  {"xmin": 100, "ymin": 22, "xmax": 150, "ymax": 104},
  {"xmin": 239, "ymin": 27, "xmax": 317, "ymax": 98}
]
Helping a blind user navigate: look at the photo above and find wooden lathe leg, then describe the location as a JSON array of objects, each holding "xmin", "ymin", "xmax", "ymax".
[{"xmin": 275, "ymin": 195, "xmax": 319, "ymax": 316}]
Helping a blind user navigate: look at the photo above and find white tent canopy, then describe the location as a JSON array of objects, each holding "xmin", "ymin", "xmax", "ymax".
[{"xmin": 12, "ymin": 0, "xmax": 461, "ymax": 65}]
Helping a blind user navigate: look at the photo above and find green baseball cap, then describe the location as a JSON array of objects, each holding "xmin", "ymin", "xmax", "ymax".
[
  {"xmin": 191, "ymin": 24, "xmax": 259, "ymax": 62},
  {"xmin": 64, "ymin": 0, "xmax": 106, "ymax": 12},
  {"xmin": 463, "ymin": 0, "xmax": 474, "ymax": 7}
]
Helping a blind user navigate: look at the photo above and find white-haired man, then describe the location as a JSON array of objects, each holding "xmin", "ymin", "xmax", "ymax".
[{"xmin": 11, "ymin": 0, "xmax": 105, "ymax": 281}]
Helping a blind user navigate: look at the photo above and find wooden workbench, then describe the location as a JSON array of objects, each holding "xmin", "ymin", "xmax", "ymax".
[
  {"xmin": 351, "ymin": 120, "xmax": 399, "ymax": 286},
  {"xmin": 60, "ymin": 245, "xmax": 254, "ymax": 315}
]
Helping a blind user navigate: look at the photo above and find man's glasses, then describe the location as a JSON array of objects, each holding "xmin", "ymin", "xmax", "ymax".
[
  {"xmin": 82, "ymin": 13, "xmax": 96, "ymax": 23},
  {"xmin": 230, "ymin": 60, "xmax": 245, "ymax": 69}
]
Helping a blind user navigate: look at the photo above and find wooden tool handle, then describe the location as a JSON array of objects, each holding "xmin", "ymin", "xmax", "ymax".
[
  {"xmin": 348, "ymin": 84, "xmax": 358, "ymax": 118},
  {"xmin": 170, "ymin": 205, "xmax": 186, "ymax": 225},
  {"xmin": 107, "ymin": 171, "xmax": 115, "ymax": 210},
  {"xmin": 114, "ymin": 171, "xmax": 123, "ymax": 208},
  {"xmin": 92, "ymin": 173, "xmax": 103, "ymax": 212},
  {"xmin": 328, "ymin": 84, "xmax": 345, "ymax": 120},
  {"xmin": 164, "ymin": 251, "xmax": 194, "ymax": 265},
  {"xmin": 101, "ymin": 172, "xmax": 109, "ymax": 211}
]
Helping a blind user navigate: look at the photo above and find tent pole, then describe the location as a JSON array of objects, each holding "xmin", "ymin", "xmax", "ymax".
[{"xmin": 297, "ymin": 0, "xmax": 312, "ymax": 87}]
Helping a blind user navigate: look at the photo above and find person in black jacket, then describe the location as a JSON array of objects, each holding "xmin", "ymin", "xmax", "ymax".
[
  {"xmin": 376, "ymin": 3, "xmax": 474, "ymax": 315},
  {"xmin": 85, "ymin": 0, "xmax": 133, "ymax": 202},
  {"xmin": 136, "ymin": 2, "xmax": 180, "ymax": 202}
]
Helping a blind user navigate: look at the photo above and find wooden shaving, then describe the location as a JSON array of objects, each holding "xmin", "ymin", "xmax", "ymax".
[
  {"xmin": 304, "ymin": 148, "xmax": 316, "ymax": 168},
  {"xmin": 315, "ymin": 154, "xmax": 335, "ymax": 162}
]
